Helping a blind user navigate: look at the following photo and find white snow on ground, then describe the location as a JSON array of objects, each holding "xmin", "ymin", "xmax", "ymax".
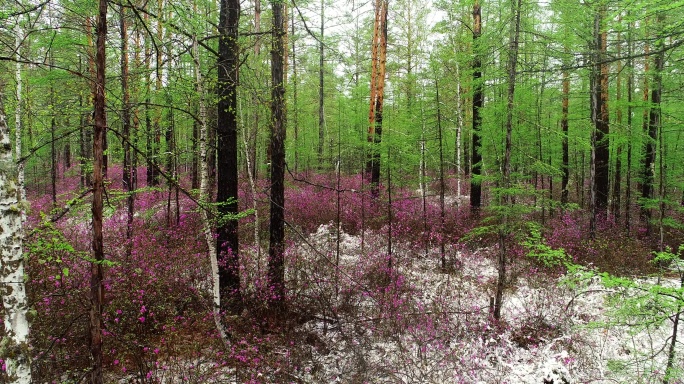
[{"xmin": 290, "ymin": 223, "xmax": 684, "ymax": 383}]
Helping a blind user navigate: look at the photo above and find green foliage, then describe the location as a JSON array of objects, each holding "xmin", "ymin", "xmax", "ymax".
[
  {"xmin": 26, "ymin": 217, "xmax": 82, "ymax": 280},
  {"xmin": 522, "ymin": 222, "xmax": 570, "ymax": 268}
]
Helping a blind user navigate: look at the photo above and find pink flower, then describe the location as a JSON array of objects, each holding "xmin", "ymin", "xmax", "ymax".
[{"xmin": 138, "ymin": 316, "xmax": 145, "ymax": 323}]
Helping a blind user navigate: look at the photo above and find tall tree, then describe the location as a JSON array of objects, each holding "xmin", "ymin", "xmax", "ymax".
[
  {"xmin": 642, "ymin": 13, "xmax": 665, "ymax": 235},
  {"xmin": 589, "ymin": 5, "xmax": 610, "ymax": 236},
  {"xmin": 470, "ymin": 0, "xmax": 483, "ymax": 212},
  {"xmin": 120, "ymin": 4, "xmax": 135, "ymax": 251},
  {"xmin": 367, "ymin": 0, "xmax": 389, "ymax": 198},
  {"xmin": 561, "ymin": 59, "xmax": 570, "ymax": 205},
  {"xmin": 0, "ymin": 83, "xmax": 32, "ymax": 384},
  {"xmin": 268, "ymin": 0, "xmax": 287, "ymax": 308},
  {"xmin": 89, "ymin": 0, "xmax": 108, "ymax": 381},
  {"xmin": 318, "ymin": 0, "xmax": 325, "ymax": 166},
  {"xmin": 216, "ymin": 0, "xmax": 241, "ymax": 311}
]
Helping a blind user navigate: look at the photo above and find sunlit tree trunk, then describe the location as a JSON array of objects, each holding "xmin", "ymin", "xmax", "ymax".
[
  {"xmin": 14, "ymin": 23, "xmax": 26, "ymax": 221},
  {"xmin": 367, "ymin": 0, "xmax": 388, "ymax": 198},
  {"xmin": 0, "ymin": 84, "xmax": 32, "ymax": 384}
]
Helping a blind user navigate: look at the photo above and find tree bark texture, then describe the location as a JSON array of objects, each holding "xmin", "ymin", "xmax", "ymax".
[
  {"xmin": 268, "ymin": 0, "xmax": 287, "ymax": 308},
  {"xmin": 470, "ymin": 0, "xmax": 483, "ymax": 212},
  {"xmin": 367, "ymin": 0, "xmax": 388, "ymax": 198},
  {"xmin": 217, "ymin": 0, "xmax": 242, "ymax": 311},
  {"xmin": 0, "ymin": 83, "xmax": 32, "ymax": 384},
  {"xmin": 90, "ymin": 0, "xmax": 108, "ymax": 381}
]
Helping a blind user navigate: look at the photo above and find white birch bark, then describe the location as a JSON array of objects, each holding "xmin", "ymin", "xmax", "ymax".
[
  {"xmin": 0, "ymin": 85, "xmax": 32, "ymax": 384},
  {"xmin": 238, "ymin": 100, "xmax": 261, "ymax": 274},
  {"xmin": 192, "ymin": 35, "xmax": 229, "ymax": 345},
  {"xmin": 15, "ymin": 24, "xmax": 26, "ymax": 222},
  {"xmin": 455, "ymin": 61, "xmax": 463, "ymax": 198}
]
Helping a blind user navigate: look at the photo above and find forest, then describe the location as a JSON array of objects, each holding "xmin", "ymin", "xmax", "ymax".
[{"xmin": 1, "ymin": 0, "xmax": 684, "ymax": 382}]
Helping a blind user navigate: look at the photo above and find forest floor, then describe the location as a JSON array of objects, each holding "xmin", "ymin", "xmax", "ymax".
[{"xmin": 16, "ymin": 167, "xmax": 684, "ymax": 383}]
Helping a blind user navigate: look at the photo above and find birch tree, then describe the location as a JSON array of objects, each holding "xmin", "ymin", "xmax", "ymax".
[{"xmin": 0, "ymin": 82, "xmax": 31, "ymax": 384}]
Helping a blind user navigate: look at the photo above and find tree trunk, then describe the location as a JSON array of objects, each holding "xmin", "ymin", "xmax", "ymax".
[
  {"xmin": 470, "ymin": 0, "xmax": 483, "ymax": 212},
  {"xmin": 217, "ymin": 0, "xmax": 242, "ymax": 311},
  {"xmin": 595, "ymin": 7, "xmax": 610, "ymax": 216},
  {"xmin": 90, "ymin": 0, "xmax": 108, "ymax": 381},
  {"xmin": 292, "ymin": 9, "xmax": 299, "ymax": 174},
  {"xmin": 493, "ymin": 0, "xmax": 522, "ymax": 323},
  {"xmin": 561, "ymin": 64, "xmax": 570, "ymax": 205},
  {"xmin": 192, "ymin": 17, "xmax": 230, "ymax": 344},
  {"xmin": 120, "ymin": 4, "xmax": 135, "ymax": 252},
  {"xmin": 367, "ymin": 0, "xmax": 388, "ymax": 198},
  {"xmin": 625, "ymin": 18, "xmax": 634, "ymax": 234},
  {"xmin": 0, "ymin": 81, "xmax": 32, "ymax": 384},
  {"xmin": 268, "ymin": 0, "xmax": 287, "ymax": 309},
  {"xmin": 318, "ymin": 0, "xmax": 325, "ymax": 167},
  {"xmin": 14, "ymin": 23, "xmax": 27, "ymax": 218},
  {"xmin": 643, "ymin": 15, "xmax": 664, "ymax": 236},
  {"xmin": 611, "ymin": 23, "xmax": 623, "ymax": 221}
]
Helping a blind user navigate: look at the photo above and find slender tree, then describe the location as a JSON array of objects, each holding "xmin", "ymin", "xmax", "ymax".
[
  {"xmin": 120, "ymin": 4, "xmax": 135, "ymax": 251},
  {"xmin": 318, "ymin": 0, "xmax": 325, "ymax": 166},
  {"xmin": 642, "ymin": 13, "xmax": 665, "ymax": 236},
  {"xmin": 561, "ymin": 58, "xmax": 570, "ymax": 205},
  {"xmin": 470, "ymin": 0, "xmax": 483, "ymax": 212},
  {"xmin": 89, "ymin": 0, "xmax": 108, "ymax": 381}
]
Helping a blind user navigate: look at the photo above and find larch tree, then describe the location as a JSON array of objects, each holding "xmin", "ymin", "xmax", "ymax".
[
  {"xmin": 120, "ymin": 3, "xmax": 135, "ymax": 252},
  {"xmin": 0, "ymin": 83, "xmax": 32, "ymax": 384},
  {"xmin": 470, "ymin": 0, "xmax": 483, "ymax": 212},
  {"xmin": 642, "ymin": 12, "xmax": 665, "ymax": 237},
  {"xmin": 89, "ymin": 0, "xmax": 108, "ymax": 381},
  {"xmin": 367, "ymin": 0, "xmax": 389, "ymax": 198},
  {"xmin": 268, "ymin": 0, "xmax": 287, "ymax": 309},
  {"xmin": 216, "ymin": 0, "xmax": 242, "ymax": 311}
]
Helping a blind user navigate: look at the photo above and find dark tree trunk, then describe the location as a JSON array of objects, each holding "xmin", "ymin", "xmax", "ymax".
[
  {"xmin": 612, "ymin": 25, "xmax": 623, "ymax": 221},
  {"xmin": 595, "ymin": 8, "xmax": 610, "ymax": 216},
  {"xmin": 64, "ymin": 139, "xmax": 71, "ymax": 169},
  {"xmin": 121, "ymin": 4, "xmax": 134, "ymax": 251},
  {"xmin": 625, "ymin": 19, "xmax": 634, "ymax": 234},
  {"xmin": 470, "ymin": 0, "xmax": 483, "ymax": 212},
  {"xmin": 642, "ymin": 18, "xmax": 664, "ymax": 236},
  {"xmin": 90, "ymin": 0, "xmax": 107, "ymax": 382},
  {"xmin": 217, "ymin": 0, "xmax": 241, "ymax": 311},
  {"xmin": 268, "ymin": 0, "xmax": 287, "ymax": 309},
  {"xmin": 561, "ymin": 66, "xmax": 570, "ymax": 205},
  {"xmin": 318, "ymin": 0, "xmax": 325, "ymax": 167},
  {"xmin": 51, "ymin": 115, "xmax": 57, "ymax": 207},
  {"xmin": 192, "ymin": 119, "xmax": 199, "ymax": 190}
]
